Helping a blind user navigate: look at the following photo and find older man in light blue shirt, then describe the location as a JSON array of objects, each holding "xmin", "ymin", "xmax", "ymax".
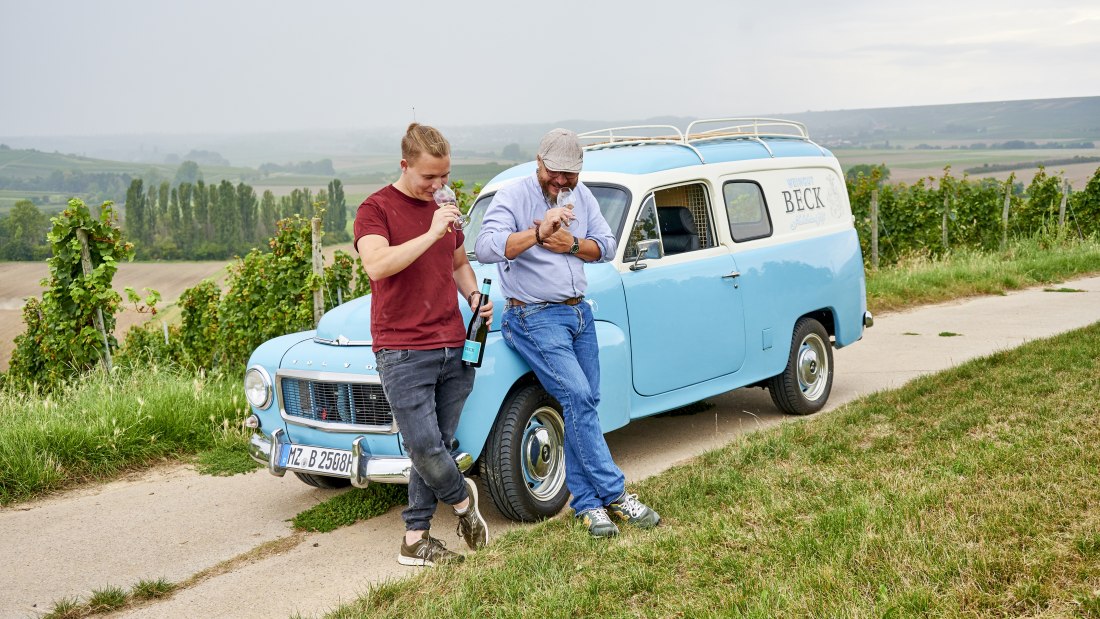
[
  {"xmin": 474, "ymin": 128, "xmax": 660, "ymax": 538},
  {"xmin": 474, "ymin": 173, "xmax": 616, "ymax": 302}
]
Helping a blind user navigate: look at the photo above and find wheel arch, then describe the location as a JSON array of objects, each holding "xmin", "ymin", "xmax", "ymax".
[{"xmin": 803, "ymin": 307, "xmax": 836, "ymax": 340}]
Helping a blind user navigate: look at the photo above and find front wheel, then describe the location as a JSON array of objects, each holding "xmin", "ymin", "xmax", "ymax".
[
  {"xmin": 482, "ymin": 384, "xmax": 569, "ymax": 522},
  {"xmin": 293, "ymin": 472, "xmax": 352, "ymax": 489},
  {"xmin": 768, "ymin": 317, "xmax": 833, "ymax": 415}
]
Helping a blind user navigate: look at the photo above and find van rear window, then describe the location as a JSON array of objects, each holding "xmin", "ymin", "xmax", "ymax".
[{"xmin": 723, "ymin": 181, "xmax": 772, "ymax": 242}]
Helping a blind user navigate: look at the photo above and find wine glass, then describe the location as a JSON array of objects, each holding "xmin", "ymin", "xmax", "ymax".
[
  {"xmin": 555, "ymin": 187, "xmax": 575, "ymax": 228},
  {"xmin": 433, "ymin": 185, "xmax": 469, "ymax": 230}
]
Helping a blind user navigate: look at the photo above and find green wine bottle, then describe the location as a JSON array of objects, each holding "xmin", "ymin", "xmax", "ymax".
[{"xmin": 462, "ymin": 278, "xmax": 492, "ymax": 367}]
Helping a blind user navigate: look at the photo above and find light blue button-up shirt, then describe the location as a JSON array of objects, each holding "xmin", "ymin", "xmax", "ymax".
[{"xmin": 475, "ymin": 174, "xmax": 617, "ymax": 303}]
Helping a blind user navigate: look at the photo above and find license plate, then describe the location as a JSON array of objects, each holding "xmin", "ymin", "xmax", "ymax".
[{"xmin": 279, "ymin": 444, "xmax": 354, "ymax": 476}]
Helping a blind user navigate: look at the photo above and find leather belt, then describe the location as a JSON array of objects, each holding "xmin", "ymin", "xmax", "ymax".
[{"xmin": 507, "ymin": 296, "xmax": 584, "ymax": 307}]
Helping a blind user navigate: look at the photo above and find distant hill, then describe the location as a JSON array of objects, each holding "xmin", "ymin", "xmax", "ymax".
[
  {"xmin": 778, "ymin": 96, "xmax": 1100, "ymax": 145},
  {"xmin": 3, "ymin": 96, "xmax": 1097, "ymax": 167}
]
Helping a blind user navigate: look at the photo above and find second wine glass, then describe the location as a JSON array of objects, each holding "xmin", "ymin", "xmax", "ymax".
[
  {"xmin": 433, "ymin": 185, "xmax": 470, "ymax": 230},
  {"xmin": 555, "ymin": 187, "xmax": 575, "ymax": 228}
]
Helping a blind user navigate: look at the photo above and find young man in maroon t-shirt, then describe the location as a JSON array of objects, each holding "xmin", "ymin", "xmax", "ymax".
[{"xmin": 354, "ymin": 123, "xmax": 493, "ymax": 566}]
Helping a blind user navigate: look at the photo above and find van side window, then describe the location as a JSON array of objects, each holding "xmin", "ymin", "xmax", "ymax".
[
  {"xmin": 624, "ymin": 195, "xmax": 660, "ymax": 261},
  {"xmin": 723, "ymin": 181, "xmax": 772, "ymax": 242},
  {"xmin": 653, "ymin": 182, "xmax": 714, "ymax": 255}
]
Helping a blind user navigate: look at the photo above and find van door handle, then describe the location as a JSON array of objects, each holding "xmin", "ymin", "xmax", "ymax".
[{"xmin": 722, "ymin": 271, "xmax": 741, "ymax": 288}]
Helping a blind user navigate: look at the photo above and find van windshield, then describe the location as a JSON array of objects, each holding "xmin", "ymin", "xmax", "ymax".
[{"xmin": 462, "ymin": 183, "xmax": 630, "ymax": 258}]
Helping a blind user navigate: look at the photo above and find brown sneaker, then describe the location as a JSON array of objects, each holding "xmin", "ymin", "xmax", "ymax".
[
  {"xmin": 397, "ymin": 531, "xmax": 463, "ymax": 567},
  {"xmin": 454, "ymin": 477, "xmax": 489, "ymax": 550}
]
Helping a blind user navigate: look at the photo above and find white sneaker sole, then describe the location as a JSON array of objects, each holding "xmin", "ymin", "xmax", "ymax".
[{"xmin": 397, "ymin": 554, "xmax": 433, "ymax": 567}]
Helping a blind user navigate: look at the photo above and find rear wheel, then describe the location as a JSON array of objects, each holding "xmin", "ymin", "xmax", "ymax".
[
  {"xmin": 768, "ymin": 317, "xmax": 833, "ymax": 415},
  {"xmin": 293, "ymin": 472, "xmax": 352, "ymax": 489},
  {"xmin": 482, "ymin": 384, "xmax": 569, "ymax": 522}
]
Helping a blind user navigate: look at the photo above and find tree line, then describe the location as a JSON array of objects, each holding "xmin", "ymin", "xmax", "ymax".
[
  {"xmin": 121, "ymin": 177, "xmax": 348, "ymax": 259},
  {"xmin": 0, "ymin": 169, "xmax": 132, "ymax": 206},
  {"xmin": 0, "ymin": 179, "xmax": 350, "ymax": 261}
]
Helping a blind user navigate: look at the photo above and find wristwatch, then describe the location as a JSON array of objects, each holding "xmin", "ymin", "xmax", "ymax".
[{"xmin": 569, "ymin": 236, "xmax": 580, "ymax": 255}]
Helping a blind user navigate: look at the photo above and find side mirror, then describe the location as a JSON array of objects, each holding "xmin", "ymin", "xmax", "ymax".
[{"xmin": 630, "ymin": 239, "xmax": 661, "ymax": 271}]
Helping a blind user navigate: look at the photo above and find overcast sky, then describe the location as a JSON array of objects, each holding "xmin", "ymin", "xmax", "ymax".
[{"xmin": 2, "ymin": 0, "xmax": 1098, "ymax": 137}]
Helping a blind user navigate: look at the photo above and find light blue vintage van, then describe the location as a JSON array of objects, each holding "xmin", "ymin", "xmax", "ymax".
[{"xmin": 243, "ymin": 119, "xmax": 872, "ymax": 521}]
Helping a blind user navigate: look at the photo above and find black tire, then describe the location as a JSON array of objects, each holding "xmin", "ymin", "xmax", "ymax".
[
  {"xmin": 767, "ymin": 317, "xmax": 833, "ymax": 415},
  {"xmin": 482, "ymin": 384, "xmax": 569, "ymax": 522},
  {"xmin": 293, "ymin": 472, "xmax": 352, "ymax": 489}
]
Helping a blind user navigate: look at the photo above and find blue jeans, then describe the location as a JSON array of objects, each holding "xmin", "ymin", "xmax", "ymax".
[
  {"xmin": 376, "ymin": 347, "xmax": 474, "ymax": 531},
  {"xmin": 501, "ymin": 301, "xmax": 625, "ymax": 513}
]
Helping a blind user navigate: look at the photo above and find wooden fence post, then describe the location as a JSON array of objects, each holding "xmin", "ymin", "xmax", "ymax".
[
  {"xmin": 75, "ymin": 229, "xmax": 113, "ymax": 372},
  {"xmin": 311, "ymin": 217, "xmax": 324, "ymax": 326},
  {"xmin": 1059, "ymin": 181, "xmax": 1069, "ymax": 229},
  {"xmin": 870, "ymin": 189, "xmax": 879, "ymax": 269},
  {"xmin": 1001, "ymin": 182, "xmax": 1012, "ymax": 250}
]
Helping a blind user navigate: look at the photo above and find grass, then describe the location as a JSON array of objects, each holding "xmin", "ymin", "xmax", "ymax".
[
  {"xmin": 193, "ymin": 416, "xmax": 262, "ymax": 476},
  {"xmin": 43, "ymin": 597, "xmax": 81, "ymax": 619},
  {"xmin": 865, "ymin": 234, "xmax": 1100, "ymax": 314},
  {"xmin": 44, "ymin": 578, "xmax": 177, "ymax": 618},
  {"xmin": 0, "ymin": 365, "xmax": 241, "ymax": 504},
  {"xmin": 291, "ymin": 485, "xmax": 407, "ymax": 532},
  {"xmin": 85, "ymin": 586, "xmax": 127, "ymax": 613},
  {"xmin": 324, "ymin": 321, "xmax": 1100, "ymax": 618},
  {"xmin": 130, "ymin": 577, "xmax": 176, "ymax": 600}
]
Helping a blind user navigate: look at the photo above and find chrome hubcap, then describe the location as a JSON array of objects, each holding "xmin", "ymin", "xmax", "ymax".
[
  {"xmin": 522, "ymin": 406, "xmax": 565, "ymax": 501},
  {"xmin": 797, "ymin": 333, "xmax": 829, "ymax": 401}
]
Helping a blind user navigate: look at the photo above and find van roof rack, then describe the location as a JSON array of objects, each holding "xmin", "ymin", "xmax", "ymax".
[
  {"xmin": 578, "ymin": 118, "xmax": 824, "ymax": 162},
  {"xmin": 686, "ymin": 118, "xmax": 823, "ymax": 157},
  {"xmin": 577, "ymin": 125, "xmax": 705, "ymax": 162},
  {"xmin": 685, "ymin": 117, "xmax": 809, "ymax": 141}
]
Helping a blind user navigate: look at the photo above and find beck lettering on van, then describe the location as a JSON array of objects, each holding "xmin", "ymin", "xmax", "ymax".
[{"xmin": 782, "ymin": 186, "xmax": 827, "ymax": 213}]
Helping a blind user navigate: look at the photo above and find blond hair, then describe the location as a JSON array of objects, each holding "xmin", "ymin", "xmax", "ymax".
[{"xmin": 401, "ymin": 123, "xmax": 450, "ymax": 164}]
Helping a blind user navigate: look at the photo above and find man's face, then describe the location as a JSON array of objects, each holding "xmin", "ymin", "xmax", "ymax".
[
  {"xmin": 536, "ymin": 157, "xmax": 579, "ymax": 202},
  {"xmin": 400, "ymin": 154, "xmax": 451, "ymax": 201}
]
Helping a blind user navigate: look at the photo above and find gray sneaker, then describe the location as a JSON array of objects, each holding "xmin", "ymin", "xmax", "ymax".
[
  {"xmin": 398, "ymin": 531, "xmax": 463, "ymax": 567},
  {"xmin": 577, "ymin": 507, "xmax": 619, "ymax": 538},
  {"xmin": 606, "ymin": 492, "xmax": 661, "ymax": 528},
  {"xmin": 454, "ymin": 477, "xmax": 489, "ymax": 550}
]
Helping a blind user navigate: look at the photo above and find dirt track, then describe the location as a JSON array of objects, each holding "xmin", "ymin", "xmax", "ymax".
[{"xmin": 2, "ymin": 275, "xmax": 1098, "ymax": 618}]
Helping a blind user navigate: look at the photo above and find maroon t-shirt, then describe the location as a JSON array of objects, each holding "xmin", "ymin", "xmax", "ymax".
[{"xmin": 353, "ymin": 184, "xmax": 466, "ymax": 351}]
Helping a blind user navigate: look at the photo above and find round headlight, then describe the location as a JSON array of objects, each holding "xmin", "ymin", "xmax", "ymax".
[{"xmin": 244, "ymin": 366, "xmax": 272, "ymax": 409}]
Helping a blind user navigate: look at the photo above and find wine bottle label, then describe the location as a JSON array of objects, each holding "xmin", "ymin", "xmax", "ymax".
[{"xmin": 462, "ymin": 340, "xmax": 482, "ymax": 363}]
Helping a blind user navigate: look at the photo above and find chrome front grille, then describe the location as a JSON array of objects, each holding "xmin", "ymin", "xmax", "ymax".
[{"xmin": 279, "ymin": 375, "xmax": 394, "ymax": 431}]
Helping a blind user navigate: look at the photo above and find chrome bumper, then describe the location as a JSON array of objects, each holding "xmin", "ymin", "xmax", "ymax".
[
  {"xmin": 248, "ymin": 430, "xmax": 473, "ymax": 488},
  {"xmin": 864, "ymin": 311, "xmax": 874, "ymax": 328}
]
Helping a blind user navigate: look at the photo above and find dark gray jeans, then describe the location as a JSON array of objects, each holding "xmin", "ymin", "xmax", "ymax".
[{"xmin": 376, "ymin": 347, "xmax": 474, "ymax": 531}]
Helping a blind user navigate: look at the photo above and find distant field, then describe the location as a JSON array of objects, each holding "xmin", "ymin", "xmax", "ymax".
[
  {"xmin": 834, "ymin": 147, "xmax": 1100, "ymax": 188},
  {"xmin": 0, "ymin": 261, "xmax": 231, "ymax": 372},
  {"xmin": 0, "ymin": 147, "xmax": 257, "ymax": 183},
  {"xmin": 0, "ymin": 190, "xmax": 68, "ymax": 215}
]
